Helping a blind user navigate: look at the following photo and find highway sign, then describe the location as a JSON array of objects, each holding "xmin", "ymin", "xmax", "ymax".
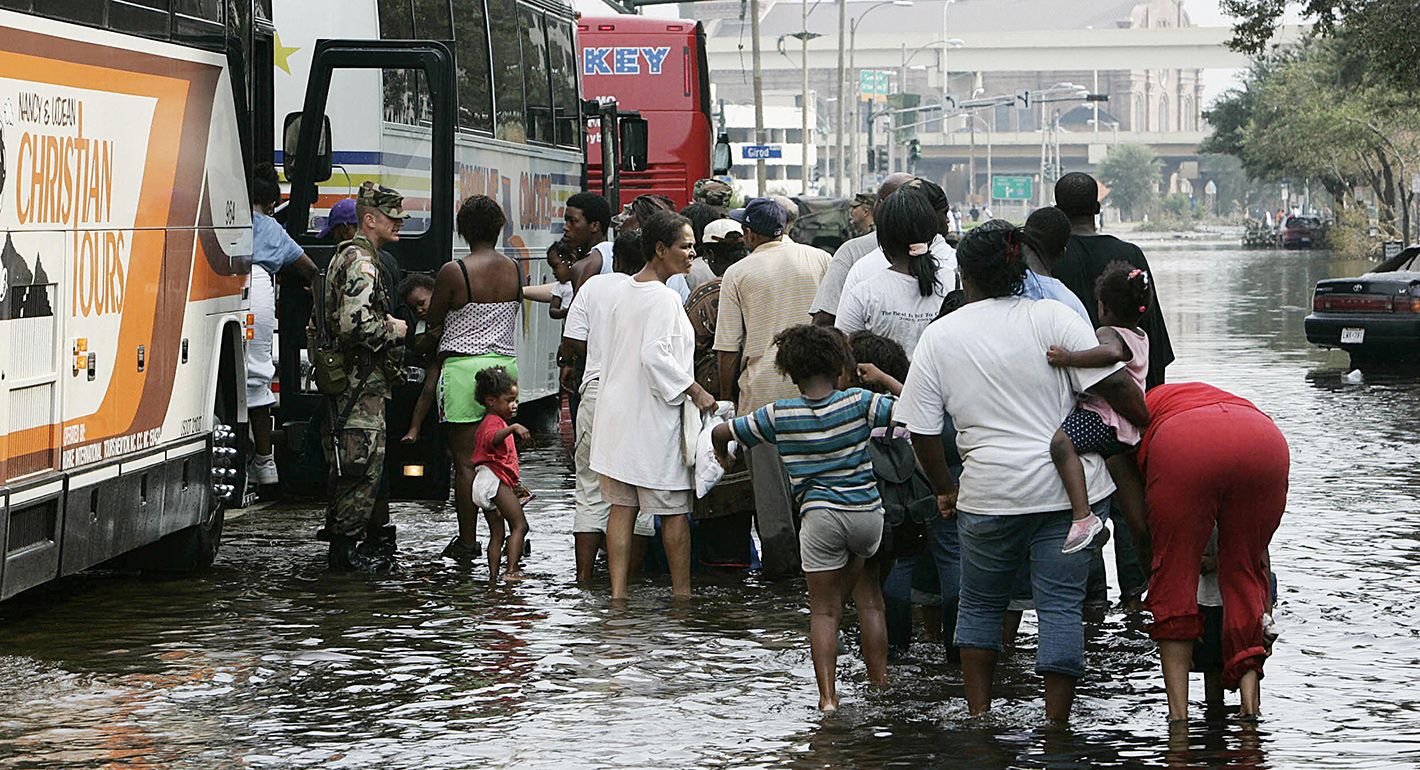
[
  {"xmin": 859, "ymin": 69, "xmax": 891, "ymax": 102},
  {"xmin": 992, "ymin": 175, "xmax": 1033, "ymax": 201},
  {"xmin": 741, "ymin": 144, "xmax": 783, "ymax": 160}
]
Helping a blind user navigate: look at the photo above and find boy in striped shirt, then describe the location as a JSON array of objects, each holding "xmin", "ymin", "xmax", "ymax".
[{"xmin": 711, "ymin": 324, "xmax": 894, "ymax": 713}]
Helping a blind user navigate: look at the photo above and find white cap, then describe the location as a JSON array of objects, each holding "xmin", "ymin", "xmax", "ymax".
[{"xmin": 702, "ymin": 218, "xmax": 744, "ymax": 243}]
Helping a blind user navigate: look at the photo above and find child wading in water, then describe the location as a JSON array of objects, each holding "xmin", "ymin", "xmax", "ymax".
[
  {"xmin": 471, "ymin": 366, "xmax": 531, "ymax": 582},
  {"xmin": 711, "ymin": 325, "xmax": 892, "ymax": 713},
  {"xmin": 1046, "ymin": 262, "xmax": 1152, "ymax": 554}
]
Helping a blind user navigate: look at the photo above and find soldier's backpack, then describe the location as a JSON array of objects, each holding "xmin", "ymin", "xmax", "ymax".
[{"xmin": 310, "ymin": 270, "xmax": 351, "ymax": 396}]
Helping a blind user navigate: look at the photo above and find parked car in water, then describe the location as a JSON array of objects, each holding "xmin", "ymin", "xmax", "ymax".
[
  {"xmin": 1281, "ymin": 215, "xmax": 1325, "ymax": 249},
  {"xmin": 1306, "ymin": 246, "xmax": 1420, "ymax": 359}
]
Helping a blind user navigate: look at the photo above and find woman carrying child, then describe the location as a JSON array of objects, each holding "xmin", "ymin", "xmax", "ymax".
[
  {"xmin": 712, "ymin": 325, "xmax": 892, "ymax": 713},
  {"xmin": 1044, "ymin": 262, "xmax": 1152, "ymax": 554},
  {"xmin": 469, "ymin": 367, "xmax": 532, "ymax": 583},
  {"xmin": 402, "ymin": 196, "xmax": 522, "ymax": 562}
]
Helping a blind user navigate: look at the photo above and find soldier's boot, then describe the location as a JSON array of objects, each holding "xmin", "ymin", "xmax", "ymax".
[
  {"xmin": 355, "ymin": 529, "xmax": 396, "ymax": 570},
  {"xmin": 363, "ymin": 523, "xmax": 397, "ymax": 559},
  {"xmin": 328, "ymin": 535, "xmax": 387, "ymax": 572}
]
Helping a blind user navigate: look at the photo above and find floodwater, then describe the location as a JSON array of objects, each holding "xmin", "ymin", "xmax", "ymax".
[{"xmin": 2, "ymin": 243, "xmax": 1419, "ymax": 769}]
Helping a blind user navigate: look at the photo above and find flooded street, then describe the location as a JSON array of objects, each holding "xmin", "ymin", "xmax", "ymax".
[{"xmin": 2, "ymin": 243, "xmax": 1418, "ymax": 769}]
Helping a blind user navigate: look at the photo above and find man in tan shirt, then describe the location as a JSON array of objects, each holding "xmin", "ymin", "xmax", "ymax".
[{"xmin": 714, "ymin": 197, "xmax": 831, "ymax": 576}]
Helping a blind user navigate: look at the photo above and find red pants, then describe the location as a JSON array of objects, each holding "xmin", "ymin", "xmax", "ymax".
[{"xmin": 1143, "ymin": 403, "xmax": 1288, "ymax": 688}]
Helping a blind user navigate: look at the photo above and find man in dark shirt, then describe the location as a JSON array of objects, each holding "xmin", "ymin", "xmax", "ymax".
[{"xmin": 1053, "ymin": 172, "xmax": 1175, "ymax": 388}]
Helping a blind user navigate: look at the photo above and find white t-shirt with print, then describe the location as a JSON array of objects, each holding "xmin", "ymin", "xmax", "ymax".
[
  {"xmin": 895, "ymin": 296, "xmax": 1122, "ymax": 515},
  {"xmin": 843, "ymin": 233, "xmax": 958, "ymax": 290},
  {"xmin": 834, "ymin": 269, "xmax": 946, "ymax": 360}
]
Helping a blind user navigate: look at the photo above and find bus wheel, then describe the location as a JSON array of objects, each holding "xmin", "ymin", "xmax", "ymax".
[{"xmin": 141, "ymin": 418, "xmax": 234, "ymax": 572}]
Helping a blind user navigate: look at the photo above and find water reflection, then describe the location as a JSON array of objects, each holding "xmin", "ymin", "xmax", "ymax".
[{"xmin": 0, "ymin": 245, "xmax": 1417, "ymax": 768}]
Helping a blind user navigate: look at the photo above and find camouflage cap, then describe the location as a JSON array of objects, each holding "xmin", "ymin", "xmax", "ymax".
[
  {"xmin": 851, "ymin": 192, "xmax": 877, "ymax": 209},
  {"xmin": 693, "ymin": 178, "xmax": 733, "ymax": 208},
  {"xmin": 356, "ymin": 181, "xmax": 411, "ymax": 220}
]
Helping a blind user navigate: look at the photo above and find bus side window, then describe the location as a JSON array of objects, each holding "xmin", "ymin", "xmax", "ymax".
[
  {"xmin": 546, "ymin": 17, "xmax": 580, "ymax": 149},
  {"xmin": 377, "ymin": 0, "xmax": 414, "ymax": 38},
  {"xmin": 35, "ymin": 0, "xmax": 103, "ymax": 25},
  {"xmin": 519, "ymin": 7, "xmax": 553, "ymax": 144},
  {"xmin": 108, "ymin": 0, "xmax": 171, "ymax": 40},
  {"xmin": 412, "ymin": 0, "xmax": 452, "ymax": 39},
  {"xmin": 487, "ymin": 0, "xmax": 526, "ymax": 143},
  {"xmin": 173, "ymin": 0, "xmax": 221, "ymax": 23},
  {"xmin": 453, "ymin": 0, "xmax": 493, "ymax": 134},
  {"xmin": 0, "ymin": 0, "xmax": 32, "ymax": 11}
]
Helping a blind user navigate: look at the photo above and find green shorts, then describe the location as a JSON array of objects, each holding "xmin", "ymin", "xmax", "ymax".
[{"xmin": 438, "ymin": 353, "xmax": 519, "ymax": 423}]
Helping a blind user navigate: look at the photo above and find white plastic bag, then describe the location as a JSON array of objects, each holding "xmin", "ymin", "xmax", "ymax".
[{"xmin": 694, "ymin": 401, "xmax": 737, "ymax": 499}]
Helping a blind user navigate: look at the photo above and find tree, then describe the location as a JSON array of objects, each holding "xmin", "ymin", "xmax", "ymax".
[
  {"xmin": 1222, "ymin": 0, "xmax": 1420, "ymax": 98},
  {"xmin": 1097, "ymin": 144, "xmax": 1161, "ymax": 221}
]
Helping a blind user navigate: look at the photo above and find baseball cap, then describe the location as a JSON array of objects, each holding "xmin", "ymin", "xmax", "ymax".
[
  {"xmin": 727, "ymin": 197, "xmax": 786, "ymax": 237},
  {"xmin": 702, "ymin": 218, "xmax": 744, "ymax": 243},
  {"xmin": 317, "ymin": 198, "xmax": 358, "ymax": 239},
  {"xmin": 356, "ymin": 181, "xmax": 411, "ymax": 220}
]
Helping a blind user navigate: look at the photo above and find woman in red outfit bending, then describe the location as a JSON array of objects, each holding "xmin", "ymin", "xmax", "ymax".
[{"xmin": 1120, "ymin": 382, "xmax": 1288, "ymax": 722}]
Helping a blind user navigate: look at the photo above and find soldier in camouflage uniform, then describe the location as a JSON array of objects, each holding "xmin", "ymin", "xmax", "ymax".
[{"xmin": 312, "ymin": 182, "xmax": 409, "ymax": 571}]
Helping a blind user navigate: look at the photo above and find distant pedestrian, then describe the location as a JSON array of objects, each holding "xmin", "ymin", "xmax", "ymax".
[
  {"xmin": 712, "ymin": 324, "xmax": 892, "ymax": 713},
  {"xmin": 591, "ymin": 211, "xmax": 716, "ymax": 600},
  {"xmin": 469, "ymin": 366, "xmax": 532, "ymax": 583},
  {"xmin": 969, "ymin": 204, "xmax": 980, "ymax": 222}
]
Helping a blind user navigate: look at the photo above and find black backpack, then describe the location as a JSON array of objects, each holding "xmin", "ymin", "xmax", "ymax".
[{"xmin": 867, "ymin": 434, "xmax": 938, "ymax": 558}]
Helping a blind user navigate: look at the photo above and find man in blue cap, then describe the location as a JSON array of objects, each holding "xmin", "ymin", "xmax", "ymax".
[{"xmin": 714, "ymin": 197, "xmax": 831, "ymax": 576}]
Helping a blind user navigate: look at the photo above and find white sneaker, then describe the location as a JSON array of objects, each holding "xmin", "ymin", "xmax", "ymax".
[
  {"xmin": 1061, "ymin": 514, "xmax": 1104, "ymax": 554},
  {"xmin": 248, "ymin": 453, "xmax": 279, "ymax": 485}
]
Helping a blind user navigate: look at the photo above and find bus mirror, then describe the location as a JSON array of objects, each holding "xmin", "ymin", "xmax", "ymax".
[
  {"xmin": 283, "ymin": 112, "xmax": 334, "ymax": 184},
  {"xmin": 712, "ymin": 132, "xmax": 732, "ymax": 176},
  {"xmin": 618, "ymin": 117, "xmax": 649, "ymax": 173}
]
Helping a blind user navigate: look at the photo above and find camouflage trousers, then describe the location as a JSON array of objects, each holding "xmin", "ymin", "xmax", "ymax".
[{"xmin": 322, "ymin": 391, "xmax": 387, "ymax": 539}]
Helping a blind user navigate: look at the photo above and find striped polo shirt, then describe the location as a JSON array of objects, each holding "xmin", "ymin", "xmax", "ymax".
[{"xmin": 728, "ymin": 388, "xmax": 896, "ymax": 514}]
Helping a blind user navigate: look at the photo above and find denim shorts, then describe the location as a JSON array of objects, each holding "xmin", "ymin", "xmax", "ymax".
[{"xmin": 954, "ymin": 502, "xmax": 1101, "ymax": 679}]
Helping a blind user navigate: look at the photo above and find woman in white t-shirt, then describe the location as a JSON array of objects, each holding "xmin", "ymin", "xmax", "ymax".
[
  {"xmin": 589, "ymin": 210, "xmax": 717, "ymax": 601},
  {"xmin": 894, "ymin": 223, "xmax": 1148, "ymax": 723},
  {"xmin": 834, "ymin": 189, "xmax": 952, "ymax": 359}
]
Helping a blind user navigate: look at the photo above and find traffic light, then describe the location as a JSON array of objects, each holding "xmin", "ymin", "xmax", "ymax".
[
  {"xmin": 908, "ymin": 139, "xmax": 922, "ymax": 163},
  {"xmin": 867, "ymin": 148, "xmax": 877, "ymax": 172}
]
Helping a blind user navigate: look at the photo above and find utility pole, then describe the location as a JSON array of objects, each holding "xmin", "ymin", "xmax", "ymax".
[
  {"xmin": 801, "ymin": 0, "xmax": 810, "ymax": 195},
  {"xmin": 834, "ymin": 0, "xmax": 846, "ymax": 197},
  {"xmin": 751, "ymin": 0, "xmax": 766, "ymax": 196}
]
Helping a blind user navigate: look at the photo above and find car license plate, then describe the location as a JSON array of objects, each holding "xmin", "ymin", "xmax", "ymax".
[{"xmin": 1341, "ymin": 327, "xmax": 1365, "ymax": 344}]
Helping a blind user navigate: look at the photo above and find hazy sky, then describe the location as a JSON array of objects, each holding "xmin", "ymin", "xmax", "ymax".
[{"xmin": 572, "ymin": 0, "xmax": 1281, "ymax": 106}]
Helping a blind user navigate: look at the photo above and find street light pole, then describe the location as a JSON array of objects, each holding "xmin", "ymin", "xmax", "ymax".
[
  {"xmin": 751, "ymin": 0, "xmax": 766, "ymax": 196},
  {"xmin": 835, "ymin": 0, "xmax": 846, "ymax": 197},
  {"xmin": 801, "ymin": 0, "xmax": 811, "ymax": 195}
]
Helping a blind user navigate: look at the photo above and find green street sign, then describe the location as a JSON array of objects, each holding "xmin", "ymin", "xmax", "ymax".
[
  {"xmin": 859, "ymin": 69, "xmax": 891, "ymax": 100},
  {"xmin": 992, "ymin": 175, "xmax": 1033, "ymax": 201}
]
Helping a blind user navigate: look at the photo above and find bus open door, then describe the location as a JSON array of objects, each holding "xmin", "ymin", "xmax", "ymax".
[{"xmin": 277, "ymin": 40, "xmax": 456, "ymax": 503}]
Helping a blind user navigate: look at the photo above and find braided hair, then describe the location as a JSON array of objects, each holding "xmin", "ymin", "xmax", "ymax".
[
  {"xmin": 1095, "ymin": 261, "xmax": 1152, "ymax": 325},
  {"xmin": 954, "ymin": 219, "xmax": 1028, "ymax": 298}
]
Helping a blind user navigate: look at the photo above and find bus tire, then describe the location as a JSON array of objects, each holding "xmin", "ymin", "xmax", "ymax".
[{"xmin": 138, "ymin": 417, "xmax": 234, "ymax": 572}]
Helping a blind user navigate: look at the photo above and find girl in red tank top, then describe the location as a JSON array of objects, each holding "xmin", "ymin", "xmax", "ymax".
[{"xmin": 470, "ymin": 366, "xmax": 531, "ymax": 582}]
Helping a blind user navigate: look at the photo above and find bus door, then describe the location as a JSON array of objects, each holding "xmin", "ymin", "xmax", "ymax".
[{"xmin": 278, "ymin": 40, "xmax": 455, "ymax": 502}]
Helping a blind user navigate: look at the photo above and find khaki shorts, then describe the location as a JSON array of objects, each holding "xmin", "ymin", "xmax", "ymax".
[
  {"xmin": 799, "ymin": 506, "xmax": 883, "ymax": 572},
  {"xmin": 598, "ymin": 475, "xmax": 692, "ymax": 517}
]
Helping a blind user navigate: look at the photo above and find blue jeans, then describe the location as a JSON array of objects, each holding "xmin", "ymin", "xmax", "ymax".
[{"xmin": 955, "ymin": 507, "xmax": 1094, "ymax": 678}]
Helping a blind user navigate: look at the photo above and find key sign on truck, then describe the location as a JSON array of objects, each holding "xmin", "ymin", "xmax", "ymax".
[{"xmin": 583, "ymin": 47, "xmax": 671, "ymax": 76}]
